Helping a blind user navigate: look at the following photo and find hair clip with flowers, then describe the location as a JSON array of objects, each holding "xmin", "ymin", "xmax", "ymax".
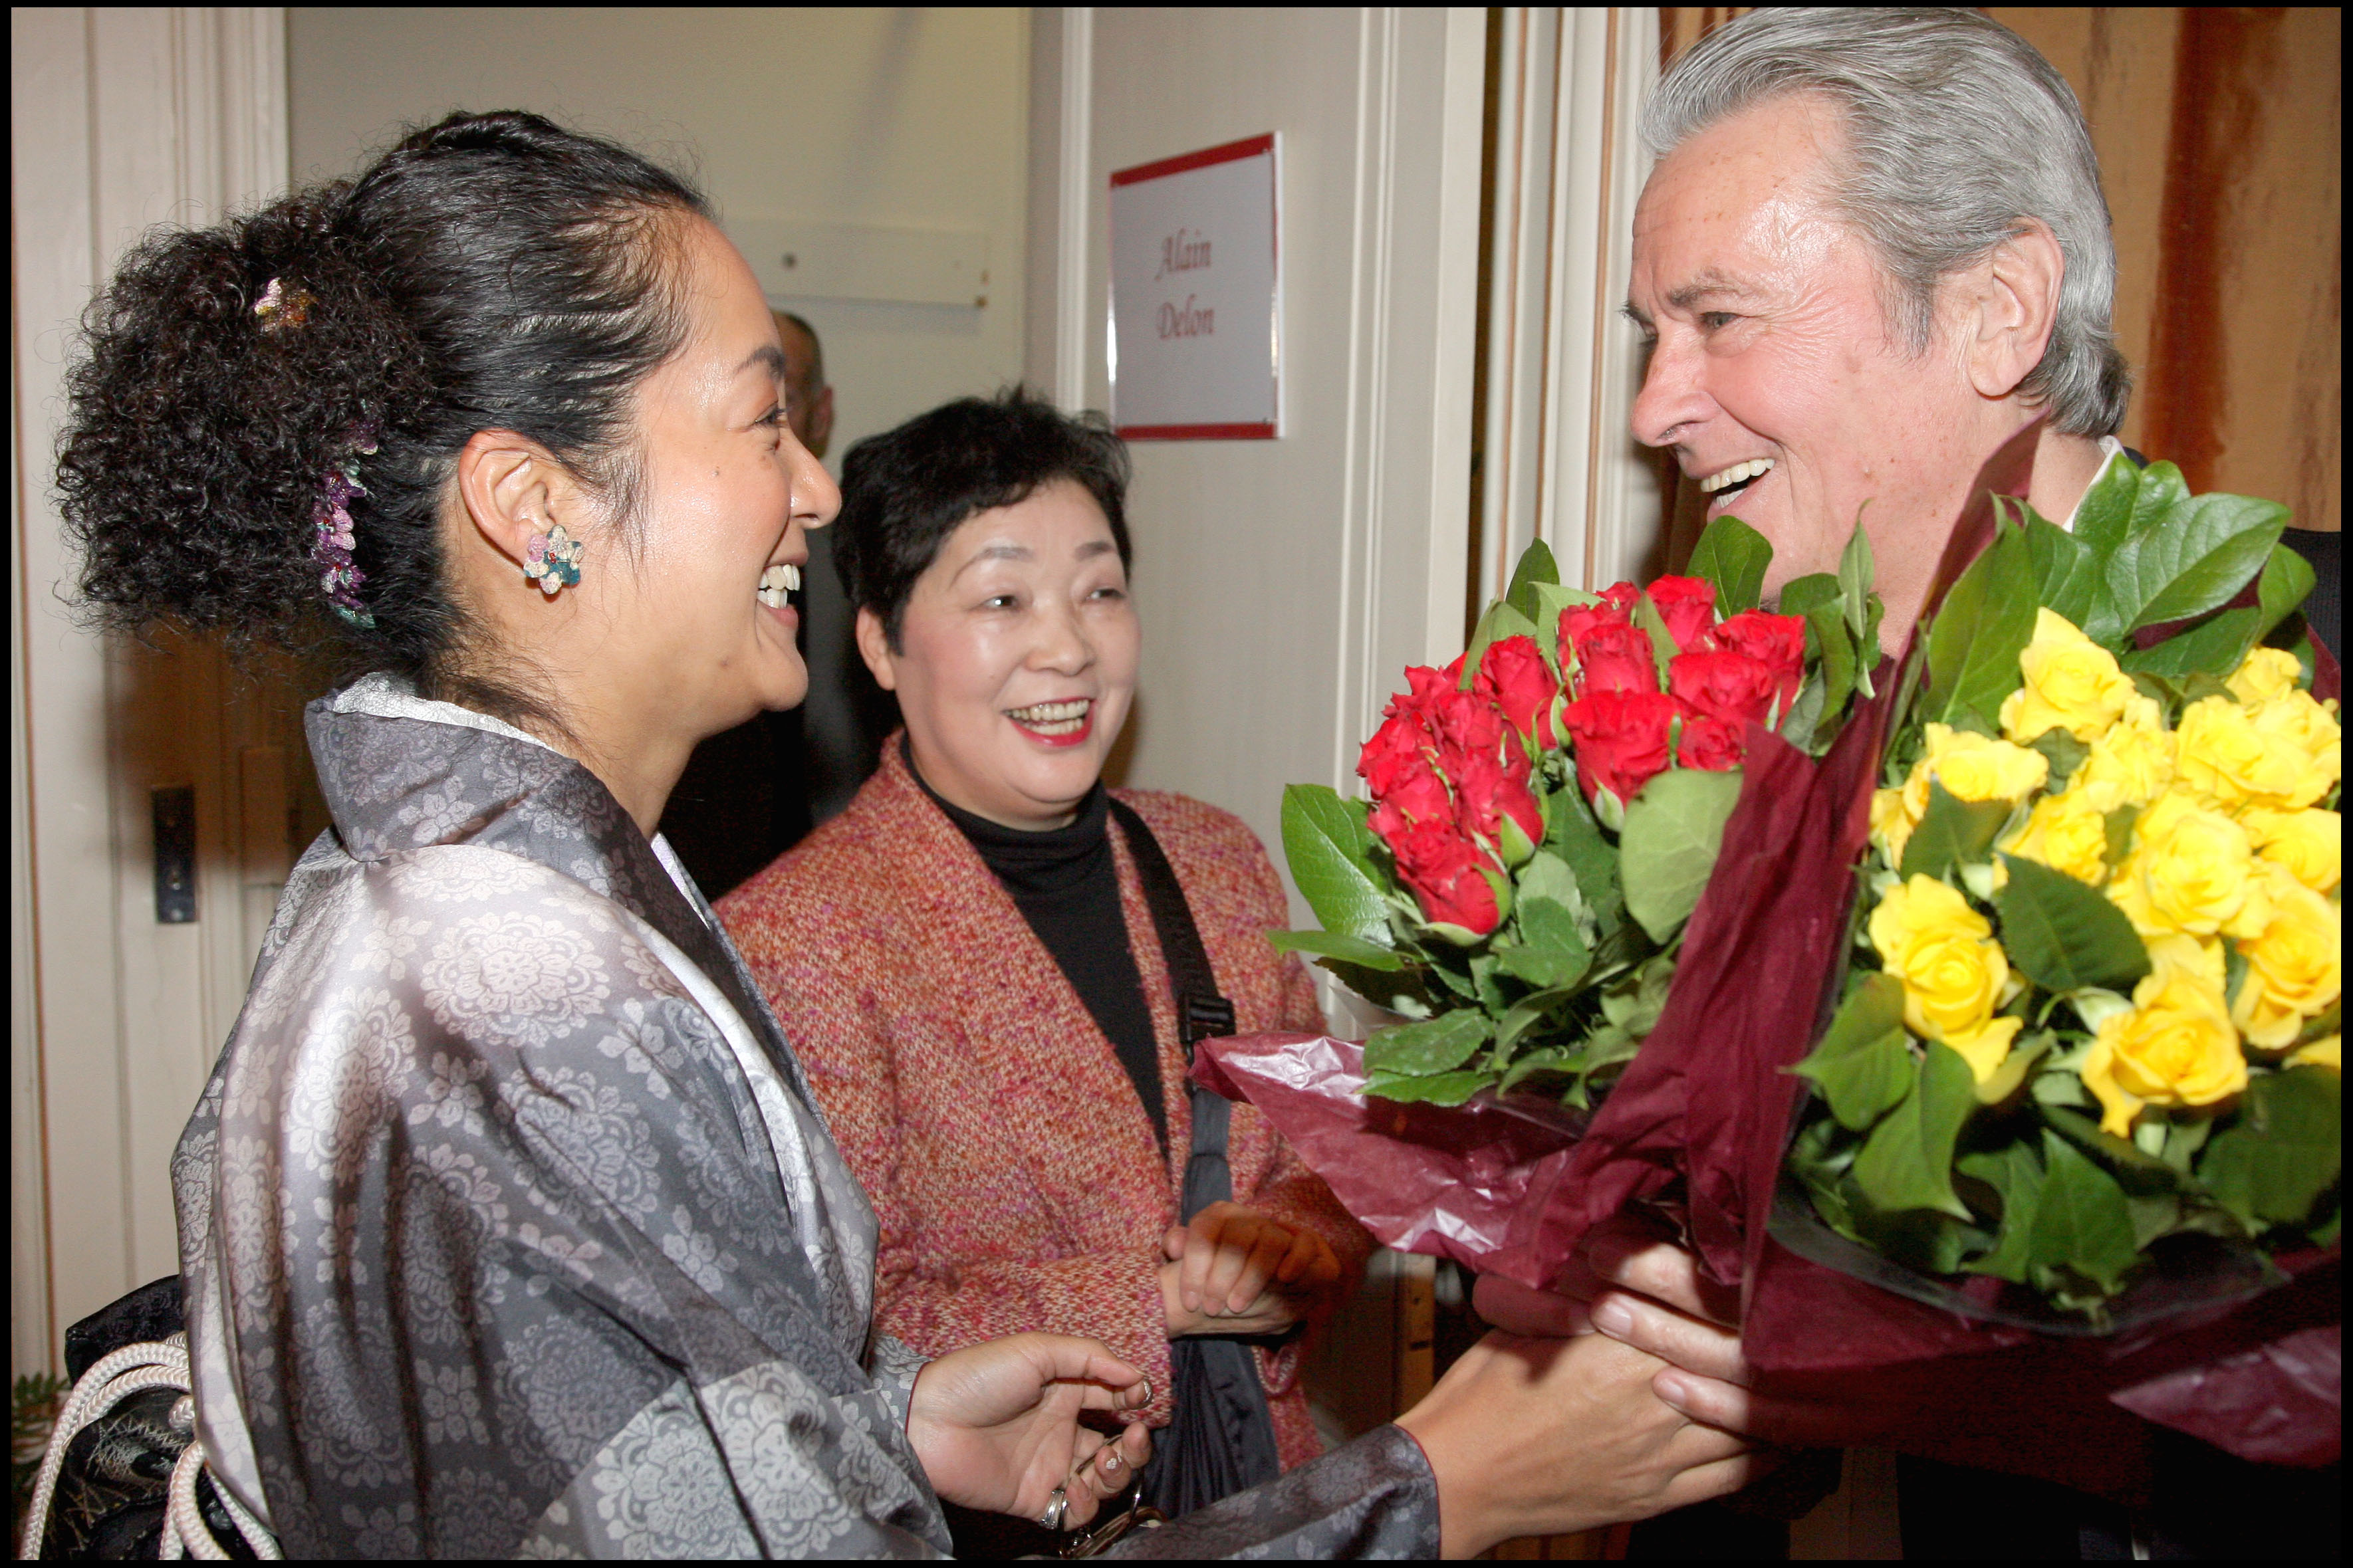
[
  {"xmin": 312, "ymin": 424, "xmax": 379, "ymax": 629},
  {"xmin": 253, "ymin": 275, "xmax": 314, "ymax": 332}
]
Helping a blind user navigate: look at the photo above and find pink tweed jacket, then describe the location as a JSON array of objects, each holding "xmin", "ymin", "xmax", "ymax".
[{"xmin": 716, "ymin": 741, "xmax": 1373, "ymax": 1470}]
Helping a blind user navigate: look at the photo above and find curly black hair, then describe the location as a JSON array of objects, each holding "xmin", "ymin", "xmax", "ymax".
[
  {"xmin": 56, "ymin": 110, "xmax": 710, "ymax": 726},
  {"xmin": 832, "ymin": 386, "xmax": 1133, "ymax": 649}
]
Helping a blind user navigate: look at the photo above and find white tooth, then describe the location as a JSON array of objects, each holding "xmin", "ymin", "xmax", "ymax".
[{"xmin": 781, "ymin": 562, "xmax": 801, "ymax": 592}]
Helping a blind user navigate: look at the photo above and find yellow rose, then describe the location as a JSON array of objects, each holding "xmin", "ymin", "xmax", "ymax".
[
  {"xmin": 2288, "ymin": 1036, "xmax": 2341, "ymax": 1073},
  {"xmin": 2174, "ymin": 695, "xmax": 2318, "ymax": 812},
  {"xmin": 2241, "ymin": 806, "xmax": 2342, "ymax": 895},
  {"xmin": 2108, "ymin": 791, "xmax": 2272, "ymax": 940},
  {"xmin": 2249, "ymin": 691, "xmax": 2342, "ymax": 806},
  {"xmin": 1868, "ymin": 875, "xmax": 2018, "ymax": 1081},
  {"xmin": 1900, "ymin": 724, "xmax": 2051, "ymax": 822},
  {"xmin": 1999, "ymin": 780, "xmax": 2121, "ymax": 885},
  {"xmin": 1871, "ymin": 786, "xmax": 1918, "ymax": 868},
  {"xmin": 2226, "ymin": 646, "xmax": 2303, "ymax": 709},
  {"xmin": 2082, "ymin": 935, "xmax": 2247, "ymax": 1135},
  {"xmin": 2231, "ymin": 866, "xmax": 2343, "ymax": 1050},
  {"xmin": 2074, "ymin": 696, "xmax": 2176, "ymax": 808},
  {"xmin": 1999, "ymin": 608, "xmax": 2136, "ymax": 744}
]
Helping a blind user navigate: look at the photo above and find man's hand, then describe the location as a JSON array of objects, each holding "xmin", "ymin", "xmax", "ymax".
[
  {"xmin": 1398, "ymin": 1330, "xmax": 1764, "ymax": 1557},
  {"xmin": 907, "ymin": 1334, "xmax": 1154, "ymax": 1527},
  {"xmin": 1160, "ymin": 1201, "xmax": 1344, "ymax": 1339},
  {"xmin": 1489, "ymin": 1224, "xmax": 2156, "ymax": 1502}
]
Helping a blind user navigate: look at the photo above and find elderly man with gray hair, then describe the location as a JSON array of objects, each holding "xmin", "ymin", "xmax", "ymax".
[{"xmin": 1483, "ymin": 8, "xmax": 2338, "ymax": 1559}]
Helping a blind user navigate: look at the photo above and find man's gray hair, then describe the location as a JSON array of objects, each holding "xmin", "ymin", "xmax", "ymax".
[{"xmin": 1644, "ymin": 8, "xmax": 2129, "ymax": 437}]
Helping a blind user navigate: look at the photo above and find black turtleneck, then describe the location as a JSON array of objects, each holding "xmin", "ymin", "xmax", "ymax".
[{"xmin": 906, "ymin": 738, "xmax": 1167, "ymax": 1151}]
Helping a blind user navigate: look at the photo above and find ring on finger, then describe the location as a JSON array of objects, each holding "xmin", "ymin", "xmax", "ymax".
[{"xmin": 1039, "ymin": 1486, "xmax": 1069, "ymax": 1532}]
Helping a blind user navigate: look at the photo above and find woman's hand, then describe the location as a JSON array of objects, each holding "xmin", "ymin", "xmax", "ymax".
[
  {"xmin": 1160, "ymin": 1201, "xmax": 1344, "ymax": 1339},
  {"xmin": 907, "ymin": 1334, "xmax": 1155, "ymax": 1527},
  {"xmin": 1396, "ymin": 1329, "xmax": 1763, "ymax": 1557}
]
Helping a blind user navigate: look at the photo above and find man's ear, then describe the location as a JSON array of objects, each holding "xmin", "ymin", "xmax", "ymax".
[
  {"xmin": 1963, "ymin": 219, "xmax": 2063, "ymax": 402},
  {"xmin": 854, "ymin": 604, "xmax": 899, "ymax": 691},
  {"xmin": 453, "ymin": 429, "xmax": 573, "ymax": 572}
]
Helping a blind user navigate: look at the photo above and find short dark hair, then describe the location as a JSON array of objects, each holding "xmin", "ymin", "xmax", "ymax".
[
  {"xmin": 57, "ymin": 110, "xmax": 709, "ymax": 731},
  {"xmin": 833, "ymin": 387, "xmax": 1132, "ymax": 647}
]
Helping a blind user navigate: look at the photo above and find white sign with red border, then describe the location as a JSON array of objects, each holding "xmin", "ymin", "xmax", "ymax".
[{"xmin": 1108, "ymin": 134, "xmax": 1281, "ymax": 440}]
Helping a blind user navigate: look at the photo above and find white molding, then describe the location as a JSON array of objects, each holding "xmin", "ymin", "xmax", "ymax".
[
  {"xmin": 1054, "ymin": 7, "xmax": 1094, "ymax": 412},
  {"xmin": 1328, "ymin": 7, "xmax": 1490, "ymax": 787},
  {"xmin": 10, "ymin": 7, "xmax": 287, "ymax": 1377},
  {"xmin": 1477, "ymin": 7, "xmax": 1661, "ymax": 596}
]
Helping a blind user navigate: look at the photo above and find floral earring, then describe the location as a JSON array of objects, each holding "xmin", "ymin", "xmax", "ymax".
[{"xmin": 523, "ymin": 524, "xmax": 584, "ymax": 596}]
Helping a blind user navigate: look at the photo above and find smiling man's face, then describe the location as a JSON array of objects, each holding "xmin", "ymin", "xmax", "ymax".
[{"xmin": 1628, "ymin": 92, "xmax": 2017, "ymax": 619}]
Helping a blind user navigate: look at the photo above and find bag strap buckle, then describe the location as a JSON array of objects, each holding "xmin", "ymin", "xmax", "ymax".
[{"xmin": 1178, "ymin": 992, "xmax": 1236, "ymax": 1046}]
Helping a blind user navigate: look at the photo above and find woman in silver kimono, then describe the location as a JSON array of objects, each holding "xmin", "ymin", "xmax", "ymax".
[{"xmin": 57, "ymin": 110, "xmax": 1757, "ymax": 1557}]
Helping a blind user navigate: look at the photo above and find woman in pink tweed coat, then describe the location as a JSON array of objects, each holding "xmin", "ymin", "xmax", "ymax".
[{"xmin": 718, "ymin": 392, "xmax": 1374, "ymax": 1492}]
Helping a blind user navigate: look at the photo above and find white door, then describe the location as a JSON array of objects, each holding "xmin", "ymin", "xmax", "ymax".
[{"xmin": 11, "ymin": 7, "xmax": 302, "ymax": 1378}]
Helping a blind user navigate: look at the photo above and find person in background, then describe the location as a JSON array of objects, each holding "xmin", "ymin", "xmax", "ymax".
[
  {"xmin": 717, "ymin": 390, "xmax": 1375, "ymax": 1527},
  {"xmin": 781, "ymin": 308, "xmax": 901, "ymax": 822}
]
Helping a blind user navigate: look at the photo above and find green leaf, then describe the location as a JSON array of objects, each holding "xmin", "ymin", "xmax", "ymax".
[
  {"xmin": 1804, "ymin": 603, "xmax": 1858, "ymax": 729},
  {"xmin": 1838, "ymin": 519, "xmax": 1876, "ymax": 643},
  {"xmin": 1778, "ymin": 572, "xmax": 1841, "ymax": 621},
  {"xmin": 1496, "ymin": 934, "xmax": 1591, "ymax": 989},
  {"xmin": 1959, "ymin": 1139, "xmax": 2045, "ymax": 1283},
  {"xmin": 2198, "ymin": 1067, "xmax": 2342, "ymax": 1230},
  {"xmin": 1791, "ymin": 972, "xmax": 1912, "ymax": 1130},
  {"xmin": 1898, "ymin": 780, "xmax": 2012, "ymax": 881},
  {"xmin": 2101, "ymin": 804, "xmax": 2141, "ymax": 870},
  {"xmin": 1852, "ymin": 1040, "xmax": 1977, "ymax": 1218},
  {"xmin": 1543, "ymin": 784, "xmax": 1622, "ymax": 926},
  {"xmin": 2041, "ymin": 1105, "xmax": 2185, "ymax": 1192},
  {"xmin": 1688, "ymin": 516, "xmax": 1773, "ymax": 617},
  {"xmin": 2251, "ymin": 542, "xmax": 2318, "ymax": 645},
  {"xmin": 2026, "ymin": 728, "xmax": 2090, "ymax": 791},
  {"xmin": 1462, "ymin": 600, "xmax": 1543, "ymax": 687},
  {"xmin": 1281, "ymin": 786, "xmax": 1392, "ymax": 944},
  {"xmin": 2027, "ymin": 1129, "xmax": 2142, "ymax": 1292},
  {"xmin": 1924, "ymin": 520, "xmax": 2038, "ymax": 728},
  {"xmin": 1619, "ymin": 767, "xmax": 1745, "ymax": 943},
  {"xmin": 1265, "ymin": 928, "xmax": 1405, "ymax": 970},
  {"xmin": 1993, "ymin": 855, "xmax": 2152, "ymax": 993},
  {"xmin": 2122, "ymin": 607, "xmax": 2259, "ymax": 679},
  {"xmin": 2068, "ymin": 449, "xmax": 2152, "ymax": 556},
  {"xmin": 2025, "ymin": 516, "xmax": 2102, "ymax": 628},
  {"xmin": 1495, "ymin": 986, "xmax": 1579, "ymax": 1054},
  {"xmin": 1364, "ymin": 1069, "xmax": 1489, "ymax": 1106},
  {"xmin": 1504, "ymin": 538, "xmax": 1561, "ymax": 621},
  {"xmin": 2105, "ymin": 492, "xmax": 2288, "ymax": 635},
  {"xmin": 1364, "ymin": 1010, "xmax": 1494, "ymax": 1076}
]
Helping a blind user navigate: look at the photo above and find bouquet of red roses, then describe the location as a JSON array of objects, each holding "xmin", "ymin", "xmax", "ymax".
[{"xmin": 1270, "ymin": 523, "xmax": 1876, "ymax": 1117}]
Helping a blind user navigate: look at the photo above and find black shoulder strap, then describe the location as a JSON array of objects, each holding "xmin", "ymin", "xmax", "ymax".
[{"xmin": 1106, "ymin": 797, "xmax": 1235, "ymax": 1050}]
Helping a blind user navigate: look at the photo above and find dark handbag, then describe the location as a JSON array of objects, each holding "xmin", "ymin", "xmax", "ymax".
[{"xmin": 1106, "ymin": 800, "xmax": 1283, "ymax": 1517}]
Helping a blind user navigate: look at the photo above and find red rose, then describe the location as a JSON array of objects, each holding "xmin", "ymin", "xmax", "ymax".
[
  {"xmin": 1388, "ymin": 816, "xmax": 1503, "ymax": 935},
  {"xmin": 1450, "ymin": 746, "xmax": 1544, "ymax": 855},
  {"xmin": 1473, "ymin": 635, "xmax": 1560, "ymax": 748},
  {"xmin": 1434, "ymin": 687, "xmax": 1510, "ymax": 769},
  {"xmin": 1562, "ymin": 689, "xmax": 1683, "ymax": 807},
  {"xmin": 1701, "ymin": 610, "xmax": 1807, "ymax": 715},
  {"xmin": 1668, "ymin": 648, "xmax": 1779, "ymax": 729},
  {"xmin": 1646, "ymin": 576, "xmax": 1717, "ymax": 650},
  {"xmin": 1598, "ymin": 582, "xmax": 1640, "ymax": 615},
  {"xmin": 1357, "ymin": 712, "xmax": 1424, "ymax": 796},
  {"xmin": 1676, "ymin": 712, "xmax": 1745, "ymax": 772},
  {"xmin": 1568, "ymin": 619, "xmax": 1661, "ymax": 699}
]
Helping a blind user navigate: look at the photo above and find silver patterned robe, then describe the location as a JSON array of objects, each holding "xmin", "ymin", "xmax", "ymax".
[{"xmin": 172, "ymin": 677, "xmax": 1437, "ymax": 1558}]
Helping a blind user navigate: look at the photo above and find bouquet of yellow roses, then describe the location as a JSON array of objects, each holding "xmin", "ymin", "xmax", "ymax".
[{"xmin": 1756, "ymin": 452, "xmax": 2338, "ymax": 1467}]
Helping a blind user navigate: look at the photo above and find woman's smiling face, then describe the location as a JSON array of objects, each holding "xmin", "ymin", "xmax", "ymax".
[{"xmin": 858, "ymin": 478, "xmax": 1139, "ymax": 830}]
